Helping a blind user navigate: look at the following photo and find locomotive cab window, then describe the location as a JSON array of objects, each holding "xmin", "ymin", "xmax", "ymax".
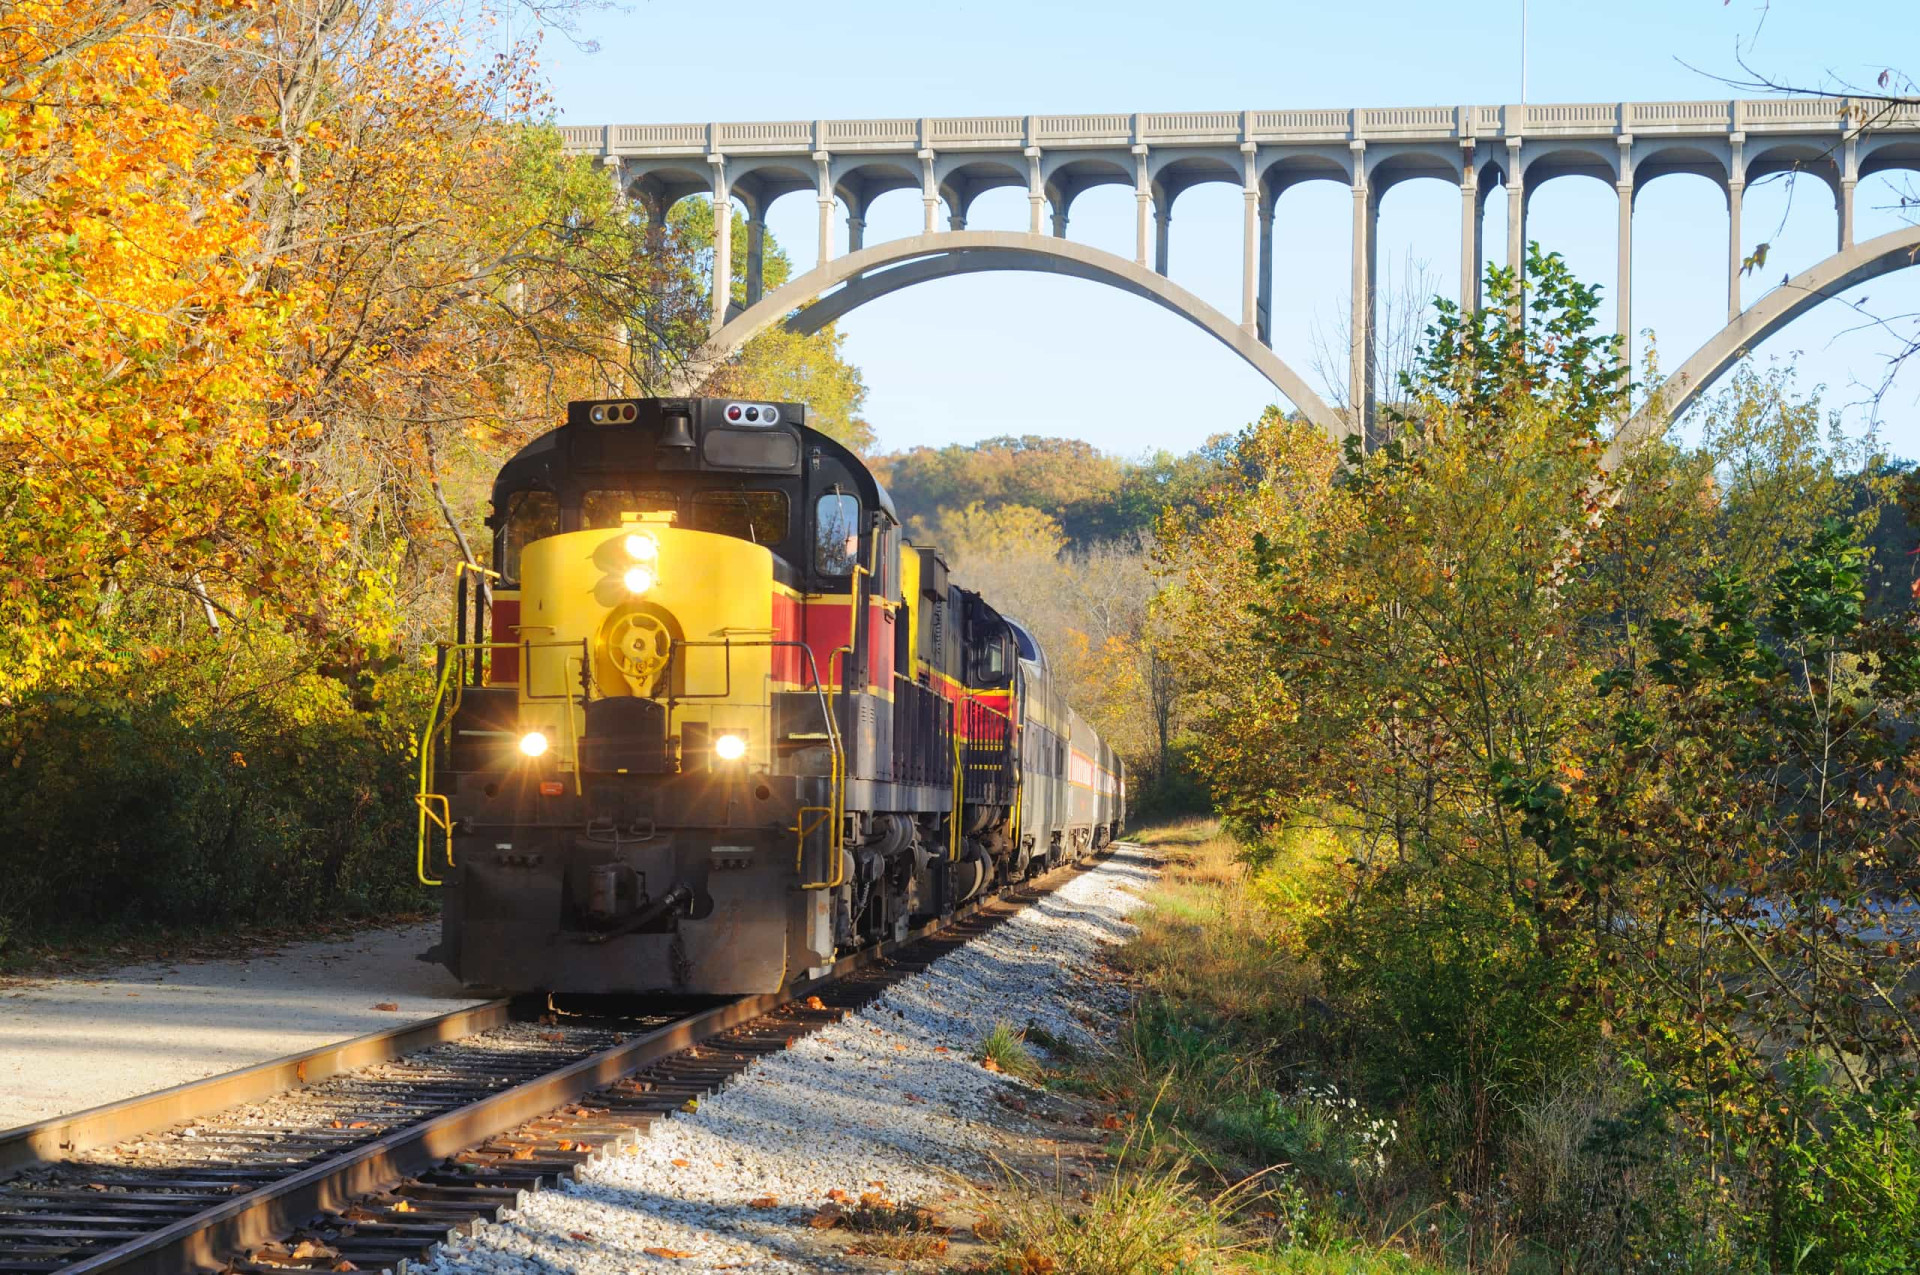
[
  {"xmin": 975, "ymin": 629, "xmax": 1011, "ymax": 686},
  {"xmin": 814, "ymin": 491, "xmax": 861, "ymax": 577},
  {"xmin": 583, "ymin": 488, "xmax": 677, "ymax": 529},
  {"xmin": 497, "ymin": 489, "xmax": 558, "ymax": 584},
  {"xmin": 691, "ymin": 489, "xmax": 788, "ymax": 545}
]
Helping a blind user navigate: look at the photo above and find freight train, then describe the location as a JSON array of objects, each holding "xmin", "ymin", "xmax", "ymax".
[{"xmin": 415, "ymin": 396, "xmax": 1125, "ymax": 994}]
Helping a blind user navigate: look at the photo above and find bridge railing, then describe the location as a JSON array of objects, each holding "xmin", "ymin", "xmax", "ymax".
[{"xmin": 566, "ymin": 96, "xmax": 1920, "ymax": 156}]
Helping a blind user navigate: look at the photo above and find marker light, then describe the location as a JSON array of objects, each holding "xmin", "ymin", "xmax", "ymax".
[
  {"xmin": 713, "ymin": 732, "xmax": 748, "ymax": 762},
  {"xmin": 623, "ymin": 531, "xmax": 659, "ymax": 562},
  {"xmin": 518, "ymin": 731, "xmax": 550, "ymax": 758},
  {"xmin": 623, "ymin": 565, "xmax": 656, "ymax": 594}
]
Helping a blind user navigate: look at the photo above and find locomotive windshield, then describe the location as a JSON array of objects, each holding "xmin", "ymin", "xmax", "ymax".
[
  {"xmin": 582, "ymin": 488, "xmax": 676, "ymax": 528},
  {"xmin": 691, "ymin": 490, "xmax": 787, "ymax": 544},
  {"xmin": 499, "ymin": 489, "xmax": 558, "ymax": 583}
]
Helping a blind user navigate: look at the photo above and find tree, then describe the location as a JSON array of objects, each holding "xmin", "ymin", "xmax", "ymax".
[{"xmin": 1159, "ymin": 243, "xmax": 1920, "ymax": 1264}]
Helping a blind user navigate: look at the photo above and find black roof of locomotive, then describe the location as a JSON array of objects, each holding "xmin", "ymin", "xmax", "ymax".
[{"xmin": 488, "ymin": 397, "xmax": 896, "ymax": 524}]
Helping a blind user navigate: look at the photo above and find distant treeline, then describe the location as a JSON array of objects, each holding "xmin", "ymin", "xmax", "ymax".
[{"xmin": 867, "ymin": 434, "xmax": 1234, "ymax": 547}]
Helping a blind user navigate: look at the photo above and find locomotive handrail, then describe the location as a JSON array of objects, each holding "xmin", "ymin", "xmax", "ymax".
[
  {"xmin": 417, "ymin": 794, "xmax": 451, "ymax": 886},
  {"xmin": 949, "ymin": 710, "xmax": 964, "ymax": 863},
  {"xmin": 414, "ymin": 637, "xmax": 581, "ymax": 886},
  {"xmin": 452, "ymin": 562, "xmax": 500, "ymax": 685}
]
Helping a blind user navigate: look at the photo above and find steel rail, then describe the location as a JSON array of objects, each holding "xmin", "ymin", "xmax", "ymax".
[
  {"xmin": 47, "ymin": 853, "xmax": 1107, "ymax": 1275},
  {"xmin": 0, "ymin": 999, "xmax": 512, "ymax": 1178}
]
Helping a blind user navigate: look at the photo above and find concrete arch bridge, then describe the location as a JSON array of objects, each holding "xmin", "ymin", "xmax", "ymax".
[{"xmin": 561, "ymin": 99, "xmax": 1920, "ymax": 451}]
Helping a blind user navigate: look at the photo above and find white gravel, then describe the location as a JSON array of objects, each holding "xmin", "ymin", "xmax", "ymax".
[{"xmin": 415, "ymin": 847, "xmax": 1157, "ymax": 1275}]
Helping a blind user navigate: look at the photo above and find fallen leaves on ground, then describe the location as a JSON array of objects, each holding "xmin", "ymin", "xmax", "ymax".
[
  {"xmin": 748, "ymin": 1195, "xmax": 778, "ymax": 1209},
  {"xmin": 371, "ymin": 1002, "xmax": 398, "ymax": 1012},
  {"xmin": 1016, "ymin": 1244, "xmax": 1059, "ymax": 1274},
  {"xmin": 803, "ymin": 995, "xmax": 826, "ymax": 1010},
  {"xmin": 670, "ymin": 1158, "xmax": 690, "ymax": 1167},
  {"xmin": 643, "ymin": 1247, "xmax": 692, "ymax": 1259}
]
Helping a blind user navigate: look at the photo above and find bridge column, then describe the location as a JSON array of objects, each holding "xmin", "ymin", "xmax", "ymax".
[
  {"xmin": 1505, "ymin": 138, "xmax": 1524, "ymax": 275},
  {"xmin": 1257, "ymin": 187, "xmax": 1274, "ymax": 346},
  {"xmin": 1727, "ymin": 133, "xmax": 1745, "ymax": 322},
  {"xmin": 603, "ymin": 157, "xmax": 629, "ymax": 358},
  {"xmin": 1154, "ymin": 197, "xmax": 1171, "ymax": 276},
  {"xmin": 1349, "ymin": 140, "xmax": 1375, "ymax": 440},
  {"xmin": 1053, "ymin": 206, "xmax": 1069, "ymax": 239},
  {"xmin": 745, "ymin": 202, "xmax": 766, "ymax": 305},
  {"xmin": 1459, "ymin": 145, "xmax": 1480, "ymax": 312},
  {"xmin": 1616, "ymin": 180, "xmax": 1634, "ymax": 370},
  {"xmin": 1026, "ymin": 147, "xmax": 1045, "ymax": 236},
  {"xmin": 919, "ymin": 150, "xmax": 938, "ymax": 235},
  {"xmin": 1240, "ymin": 143, "xmax": 1260, "ymax": 335},
  {"xmin": 814, "ymin": 152, "xmax": 833, "ymax": 263},
  {"xmin": 1840, "ymin": 134, "xmax": 1858, "ymax": 251},
  {"xmin": 1132, "ymin": 145, "xmax": 1151, "ymax": 268},
  {"xmin": 708, "ymin": 154, "xmax": 730, "ymax": 333}
]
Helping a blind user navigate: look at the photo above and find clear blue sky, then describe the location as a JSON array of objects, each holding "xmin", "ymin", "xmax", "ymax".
[{"xmin": 526, "ymin": 0, "xmax": 1920, "ymax": 460}]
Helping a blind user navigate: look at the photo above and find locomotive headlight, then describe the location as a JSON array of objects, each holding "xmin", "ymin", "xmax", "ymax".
[
  {"xmin": 623, "ymin": 564, "xmax": 656, "ymax": 595},
  {"xmin": 518, "ymin": 731, "xmax": 550, "ymax": 758},
  {"xmin": 623, "ymin": 531, "xmax": 659, "ymax": 563},
  {"xmin": 713, "ymin": 732, "xmax": 748, "ymax": 762}
]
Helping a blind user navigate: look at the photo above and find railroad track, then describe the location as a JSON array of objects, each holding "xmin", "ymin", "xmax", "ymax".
[{"xmin": 0, "ymin": 852, "xmax": 1114, "ymax": 1275}]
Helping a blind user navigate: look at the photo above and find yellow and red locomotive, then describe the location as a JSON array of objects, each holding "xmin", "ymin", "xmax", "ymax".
[{"xmin": 416, "ymin": 397, "xmax": 1124, "ymax": 994}]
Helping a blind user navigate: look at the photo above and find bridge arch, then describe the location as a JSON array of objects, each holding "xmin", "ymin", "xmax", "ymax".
[
  {"xmin": 672, "ymin": 229, "xmax": 1344, "ymax": 440},
  {"xmin": 1610, "ymin": 222, "xmax": 1920, "ymax": 463}
]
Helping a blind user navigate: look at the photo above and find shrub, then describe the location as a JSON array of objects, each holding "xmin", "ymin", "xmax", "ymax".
[
  {"xmin": 0, "ymin": 654, "xmax": 430, "ymax": 956},
  {"xmin": 1769, "ymin": 1060, "xmax": 1920, "ymax": 1275}
]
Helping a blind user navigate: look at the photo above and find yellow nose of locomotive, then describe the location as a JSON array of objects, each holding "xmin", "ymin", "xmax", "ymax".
[{"xmin": 513, "ymin": 521, "xmax": 776, "ymax": 769}]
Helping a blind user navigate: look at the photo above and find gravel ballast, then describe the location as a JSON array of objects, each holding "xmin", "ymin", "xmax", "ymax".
[{"xmin": 416, "ymin": 847, "xmax": 1157, "ymax": 1274}]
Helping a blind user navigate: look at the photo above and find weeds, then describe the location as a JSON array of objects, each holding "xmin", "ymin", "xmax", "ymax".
[
  {"xmin": 980, "ymin": 1125, "xmax": 1251, "ymax": 1275},
  {"xmin": 978, "ymin": 1020, "xmax": 1041, "ymax": 1081}
]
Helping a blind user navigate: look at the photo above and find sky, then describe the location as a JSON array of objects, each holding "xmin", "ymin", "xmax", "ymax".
[{"xmin": 521, "ymin": 0, "xmax": 1920, "ymax": 460}]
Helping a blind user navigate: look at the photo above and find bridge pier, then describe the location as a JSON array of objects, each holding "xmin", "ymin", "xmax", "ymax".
[
  {"xmin": 1240, "ymin": 142, "xmax": 1260, "ymax": 336},
  {"xmin": 1132, "ymin": 146, "xmax": 1152, "ymax": 268},
  {"xmin": 1257, "ymin": 189, "xmax": 1274, "ymax": 346},
  {"xmin": 1840, "ymin": 135, "xmax": 1858, "ymax": 251},
  {"xmin": 1727, "ymin": 133, "xmax": 1746, "ymax": 323},
  {"xmin": 815, "ymin": 152, "xmax": 834, "ymax": 264},
  {"xmin": 1505, "ymin": 138, "xmax": 1525, "ymax": 276},
  {"xmin": 1616, "ymin": 136, "xmax": 1634, "ymax": 370},
  {"xmin": 742, "ymin": 196, "xmax": 767, "ymax": 305},
  {"xmin": 708, "ymin": 155, "xmax": 730, "ymax": 334},
  {"xmin": 1459, "ymin": 148, "xmax": 1480, "ymax": 313},
  {"xmin": 1349, "ymin": 141, "xmax": 1375, "ymax": 438}
]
